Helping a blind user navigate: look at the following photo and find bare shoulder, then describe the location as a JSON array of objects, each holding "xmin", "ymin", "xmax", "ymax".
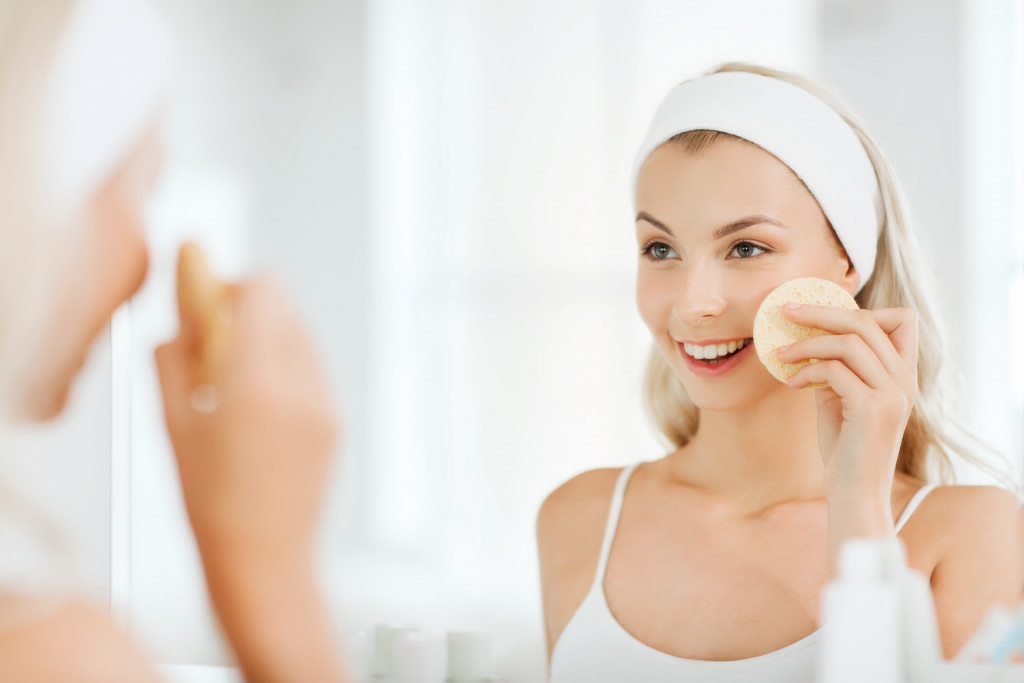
[
  {"xmin": 537, "ymin": 467, "xmax": 623, "ymax": 657},
  {"xmin": 900, "ymin": 484, "xmax": 1023, "ymax": 656},
  {"xmin": 537, "ymin": 467, "xmax": 625, "ymax": 572},
  {"xmin": 537, "ymin": 467, "xmax": 622, "ymax": 535},
  {"xmin": 0, "ymin": 596, "xmax": 161, "ymax": 682},
  {"xmin": 902, "ymin": 483, "xmax": 1019, "ymax": 559},
  {"xmin": 929, "ymin": 484, "xmax": 1021, "ymax": 569},
  {"xmin": 919, "ymin": 484, "xmax": 1020, "ymax": 538}
]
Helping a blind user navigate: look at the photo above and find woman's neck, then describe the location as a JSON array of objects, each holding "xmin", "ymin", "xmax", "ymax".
[{"xmin": 666, "ymin": 387, "xmax": 826, "ymax": 512}]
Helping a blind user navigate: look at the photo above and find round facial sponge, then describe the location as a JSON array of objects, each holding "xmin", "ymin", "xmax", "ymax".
[
  {"xmin": 177, "ymin": 242, "xmax": 231, "ymax": 384},
  {"xmin": 753, "ymin": 277, "xmax": 859, "ymax": 384}
]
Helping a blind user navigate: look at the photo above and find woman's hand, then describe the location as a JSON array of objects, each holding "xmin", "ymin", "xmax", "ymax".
[
  {"xmin": 155, "ymin": 274, "xmax": 338, "ymax": 567},
  {"xmin": 775, "ymin": 303, "xmax": 918, "ymax": 572},
  {"xmin": 776, "ymin": 303, "xmax": 918, "ymax": 499},
  {"xmin": 155, "ymin": 274, "xmax": 349, "ymax": 683}
]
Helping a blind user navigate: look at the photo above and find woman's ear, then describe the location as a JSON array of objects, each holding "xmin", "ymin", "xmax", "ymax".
[{"xmin": 840, "ymin": 261, "xmax": 860, "ymax": 296}]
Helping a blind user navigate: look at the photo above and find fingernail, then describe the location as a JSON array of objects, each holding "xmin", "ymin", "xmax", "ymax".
[
  {"xmin": 776, "ymin": 344, "xmax": 790, "ymax": 354},
  {"xmin": 784, "ymin": 301, "xmax": 800, "ymax": 310}
]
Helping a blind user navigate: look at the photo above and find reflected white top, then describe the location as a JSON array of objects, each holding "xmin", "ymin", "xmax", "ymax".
[{"xmin": 549, "ymin": 463, "xmax": 935, "ymax": 682}]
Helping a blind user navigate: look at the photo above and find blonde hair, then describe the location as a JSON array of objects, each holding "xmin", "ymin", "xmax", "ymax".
[
  {"xmin": 642, "ymin": 62, "xmax": 1002, "ymax": 486},
  {"xmin": 0, "ymin": 0, "xmax": 75, "ymax": 420}
]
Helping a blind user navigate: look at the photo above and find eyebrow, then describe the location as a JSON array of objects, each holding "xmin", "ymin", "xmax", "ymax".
[{"xmin": 636, "ymin": 211, "xmax": 787, "ymax": 239}]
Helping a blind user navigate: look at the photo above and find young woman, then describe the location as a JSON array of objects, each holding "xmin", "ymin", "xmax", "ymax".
[
  {"xmin": 0, "ymin": 1, "xmax": 350, "ymax": 680},
  {"xmin": 537, "ymin": 63, "xmax": 1022, "ymax": 681}
]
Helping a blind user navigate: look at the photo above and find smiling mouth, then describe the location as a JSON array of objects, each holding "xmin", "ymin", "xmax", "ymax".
[{"xmin": 681, "ymin": 338, "xmax": 752, "ymax": 363}]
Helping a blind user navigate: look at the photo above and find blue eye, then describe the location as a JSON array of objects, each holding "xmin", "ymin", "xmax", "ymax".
[
  {"xmin": 642, "ymin": 241, "xmax": 678, "ymax": 260},
  {"xmin": 729, "ymin": 241, "xmax": 769, "ymax": 259}
]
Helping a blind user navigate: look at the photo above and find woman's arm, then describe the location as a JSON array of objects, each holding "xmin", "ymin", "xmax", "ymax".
[
  {"xmin": 925, "ymin": 486, "xmax": 1022, "ymax": 658},
  {"xmin": 200, "ymin": 550, "xmax": 346, "ymax": 683},
  {"xmin": 779, "ymin": 304, "xmax": 919, "ymax": 572},
  {"xmin": 156, "ymin": 274, "xmax": 349, "ymax": 683}
]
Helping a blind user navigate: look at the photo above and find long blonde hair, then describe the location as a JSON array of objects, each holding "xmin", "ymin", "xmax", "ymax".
[
  {"xmin": 0, "ymin": 0, "xmax": 75, "ymax": 420},
  {"xmin": 643, "ymin": 62, "xmax": 999, "ymax": 485}
]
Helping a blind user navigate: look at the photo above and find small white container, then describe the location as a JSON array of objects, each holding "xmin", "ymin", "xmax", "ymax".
[
  {"xmin": 900, "ymin": 565, "xmax": 942, "ymax": 682},
  {"xmin": 372, "ymin": 624, "xmax": 421, "ymax": 679},
  {"xmin": 818, "ymin": 538, "xmax": 903, "ymax": 683},
  {"xmin": 879, "ymin": 537, "xmax": 942, "ymax": 682},
  {"xmin": 393, "ymin": 632, "xmax": 447, "ymax": 683},
  {"xmin": 446, "ymin": 630, "xmax": 492, "ymax": 682}
]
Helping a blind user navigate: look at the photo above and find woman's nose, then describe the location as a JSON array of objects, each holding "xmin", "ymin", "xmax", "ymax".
[{"xmin": 671, "ymin": 265, "xmax": 727, "ymax": 326}]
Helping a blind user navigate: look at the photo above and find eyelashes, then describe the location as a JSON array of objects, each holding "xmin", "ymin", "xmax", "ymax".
[
  {"xmin": 640, "ymin": 241, "xmax": 678, "ymax": 260},
  {"xmin": 728, "ymin": 241, "xmax": 770, "ymax": 259},
  {"xmin": 639, "ymin": 240, "xmax": 773, "ymax": 261}
]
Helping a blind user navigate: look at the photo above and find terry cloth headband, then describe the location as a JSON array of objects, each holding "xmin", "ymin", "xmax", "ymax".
[
  {"xmin": 631, "ymin": 71, "xmax": 882, "ymax": 293},
  {"xmin": 42, "ymin": 0, "xmax": 174, "ymax": 214}
]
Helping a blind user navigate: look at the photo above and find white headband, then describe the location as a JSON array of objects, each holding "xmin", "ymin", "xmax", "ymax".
[
  {"xmin": 631, "ymin": 71, "xmax": 882, "ymax": 293},
  {"xmin": 43, "ymin": 0, "xmax": 173, "ymax": 214}
]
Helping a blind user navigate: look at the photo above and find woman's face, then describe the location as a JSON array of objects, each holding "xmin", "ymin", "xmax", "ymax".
[
  {"xmin": 634, "ymin": 138, "xmax": 859, "ymax": 412},
  {"xmin": 21, "ymin": 126, "xmax": 161, "ymax": 420}
]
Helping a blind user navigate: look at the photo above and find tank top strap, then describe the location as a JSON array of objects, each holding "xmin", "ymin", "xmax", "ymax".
[
  {"xmin": 594, "ymin": 463, "xmax": 642, "ymax": 584},
  {"xmin": 894, "ymin": 484, "xmax": 936, "ymax": 533}
]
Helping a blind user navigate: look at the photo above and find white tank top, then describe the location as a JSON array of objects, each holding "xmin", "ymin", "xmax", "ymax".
[{"xmin": 549, "ymin": 463, "xmax": 935, "ymax": 683}]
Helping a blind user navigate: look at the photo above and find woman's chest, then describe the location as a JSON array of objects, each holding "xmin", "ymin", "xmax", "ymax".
[{"xmin": 602, "ymin": 505, "xmax": 830, "ymax": 661}]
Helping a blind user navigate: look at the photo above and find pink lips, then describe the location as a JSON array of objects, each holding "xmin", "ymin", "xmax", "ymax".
[{"xmin": 677, "ymin": 340, "xmax": 753, "ymax": 377}]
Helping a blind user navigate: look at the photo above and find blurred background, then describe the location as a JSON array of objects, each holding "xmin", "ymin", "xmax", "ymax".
[{"xmin": 11, "ymin": 0, "xmax": 1022, "ymax": 681}]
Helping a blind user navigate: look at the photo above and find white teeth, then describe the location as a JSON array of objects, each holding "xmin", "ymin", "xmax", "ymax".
[{"xmin": 683, "ymin": 339, "xmax": 747, "ymax": 360}]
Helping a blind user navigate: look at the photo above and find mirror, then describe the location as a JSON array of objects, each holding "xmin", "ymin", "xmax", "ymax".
[{"xmin": 96, "ymin": 1, "xmax": 1022, "ymax": 680}]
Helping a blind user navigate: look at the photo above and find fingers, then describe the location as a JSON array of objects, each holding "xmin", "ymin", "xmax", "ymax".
[
  {"xmin": 777, "ymin": 333, "xmax": 893, "ymax": 390},
  {"xmin": 153, "ymin": 338, "xmax": 200, "ymax": 455},
  {"xmin": 788, "ymin": 358, "xmax": 912, "ymax": 426},
  {"xmin": 867, "ymin": 307, "xmax": 919, "ymax": 378},
  {"xmin": 154, "ymin": 339, "xmax": 187, "ymax": 404},
  {"xmin": 787, "ymin": 358, "xmax": 864, "ymax": 397},
  {"xmin": 781, "ymin": 303, "xmax": 918, "ymax": 390},
  {"xmin": 229, "ymin": 275, "xmax": 292, "ymax": 337},
  {"xmin": 160, "ymin": 272, "xmax": 329, "ymax": 417}
]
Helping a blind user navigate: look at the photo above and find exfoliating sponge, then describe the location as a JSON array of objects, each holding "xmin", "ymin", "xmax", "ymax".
[
  {"xmin": 176, "ymin": 242, "xmax": 231, "ymax": 384},
  {"xmin": 753, "ymin": 277, "xmax": 859, "ymax": 384}
]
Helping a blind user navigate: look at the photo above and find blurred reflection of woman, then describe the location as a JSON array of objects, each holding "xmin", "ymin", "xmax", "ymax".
[
  {"xmin": 538, "ymin": 63, "xmax": 1022, "ymax": 682},
  {"xmin": 0, "ymin": 1, "xmax": 349, "ymax": 680}
]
